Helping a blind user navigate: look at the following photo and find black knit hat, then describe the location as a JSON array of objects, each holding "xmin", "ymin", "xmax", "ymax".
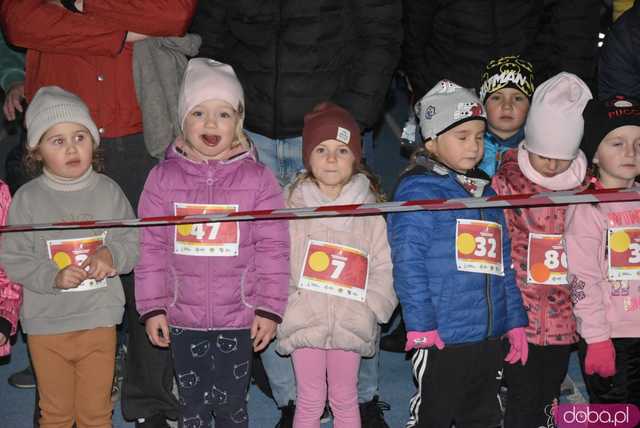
[
  {"xmin": 581, "ymin": 96, "xmax": 640, "ymax": 165},
  {"xmin": 479, "ymin": 55, "xmax": 535, "ymax": 103}
]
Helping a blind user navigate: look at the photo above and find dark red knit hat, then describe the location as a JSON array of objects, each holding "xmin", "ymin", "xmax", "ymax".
[{"xmin": 302, "ymin": 102, "xmax": 362, "ymax": 170}]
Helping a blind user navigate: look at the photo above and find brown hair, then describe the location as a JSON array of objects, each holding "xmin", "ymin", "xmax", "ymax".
[{"xmin": 287, "ymin": 162, "xmax": 386, "ymax": 204}]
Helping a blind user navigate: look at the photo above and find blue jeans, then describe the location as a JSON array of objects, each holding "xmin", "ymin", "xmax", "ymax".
[
  {"xmin": 262, "ymin": 332, "xmax": 381, "ymax": 407},
  {"xmin": 245, "ymin": 130, "xmax": 304, "ymax": 186}
]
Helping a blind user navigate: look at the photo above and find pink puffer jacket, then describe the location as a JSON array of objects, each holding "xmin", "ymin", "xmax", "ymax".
[
  {"xmin": 492, "ymin": 149, "xmax": 580, "ymax": 345},
  {"xmin": 0, "ymin": 181, "xmax": 22, "ymax": 356}
]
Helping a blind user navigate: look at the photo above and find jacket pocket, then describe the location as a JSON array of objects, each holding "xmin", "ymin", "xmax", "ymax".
[{"xmin": 341, "ymin": 300, "xmax": 377, "ymax": 343}]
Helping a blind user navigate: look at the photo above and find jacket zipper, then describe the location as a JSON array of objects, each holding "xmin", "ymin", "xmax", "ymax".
[
  {"xmin": 272, "ymin": 3, "xmax": 283, "ymax": 137},
  {"xmin": 207, "ymin": 169, "xmax": 214, "ymax": 329},
  {"xmin": 480, "ymin": 208, "xmax": 494, "ymax": 338}
]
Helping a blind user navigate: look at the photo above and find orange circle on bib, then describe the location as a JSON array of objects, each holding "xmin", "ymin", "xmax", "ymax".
[
  {"xmin": 457, "ymin": 233, "xmax": 476, "ymax": 255},
  {"xmin": 308, "ymin": 251, "xmax": 330, "ymax": 272},
  {"xmin": 530, "ymin": 262, "xmax": 550, "ymax": 283},
  {"xmin": 53, "ymin": 252, "xmax": 72, "ymax": 269}
]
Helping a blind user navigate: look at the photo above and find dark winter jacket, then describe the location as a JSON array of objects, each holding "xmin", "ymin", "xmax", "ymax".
[
  {"xmin": 190, "ymin": 0, "xmax": 402, "ymax": 138},
  {"xmin": 599, "ymin": 3, "xmax": 640, "ymax": 100},
  {"xmin": 387, "ymin": 159, "xmax": 528, "ymax": 345},
  {"xmin": 402, "ymin": 0, "xmax": 600, "ymax": 98}
]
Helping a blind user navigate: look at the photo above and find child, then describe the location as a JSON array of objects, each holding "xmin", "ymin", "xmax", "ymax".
[
  {"xmin": 0, "ymin": 86, "xmax": 139, "ymax": 427},
  {"xmin": 387, "ymin": 80, "xmax": 529, "ymax": 428},
  {"xmin": 478, "ymin": 55, "xmax": 535, "ymax": 177},
  {"xmin": 276, "ymin": 102, "xmax": 398, "ymax": 428},
  {"xmin": 0, "ymin": 179, "xmax": 21, "ymax": 358},
  {"xmin": 492, "ymin": 72, "xmax": 591, "ymax": 427},
  {"xmin": 135, "ymin": 58, "xmax": 289, "ymax": 428},
  {"xmin": 564, "ymin": 96, "xmax": 640, "ymax": 409}
]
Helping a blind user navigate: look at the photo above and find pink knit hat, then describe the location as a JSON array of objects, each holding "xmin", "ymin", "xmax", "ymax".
[
  {"xmin": 523, "ymin": 72, "xmax": 592, "ymax": 160},
  {"xmin": 178, "ymin": 58, "xmax": 244, "ymax": 131}
]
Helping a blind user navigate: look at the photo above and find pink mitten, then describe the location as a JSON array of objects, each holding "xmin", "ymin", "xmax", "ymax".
[
  {"xmin": 405, "ymin": 330, "xmax": 445, "ymax": 351},
  {"xmin": 585, "ymin": 340, "xmax": 616, "ymax": 378},
  {"xmin": 504, "ymin": 327, "xmax": 529, "ymax": 365}
]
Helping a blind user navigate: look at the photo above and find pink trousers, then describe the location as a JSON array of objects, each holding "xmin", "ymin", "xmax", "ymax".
[{"xmin": 291, "ymin": 348, "xmax": 361, "ymax": 428}]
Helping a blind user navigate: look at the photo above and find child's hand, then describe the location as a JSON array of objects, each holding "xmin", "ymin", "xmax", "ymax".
[
  {"xmin": 54, "ymin": 265, "xmax": 88, "ymax": 289},
  {"xmin": 504, "ymin": 327, "xmax": 529, "ymax": 365},
  {"xmin": 405, "ymin": 330, "xmax": 445, "ymax": 351},
  {"xmin": 145, "ymin": 314, "xmax": 170, "ymax": 348},
  {"xmin": 251, "ymin": 316, "xmax": 277, "ymax": 352},
  {"xmin": 81, "ymin": 246, "xmax": 116, "ymax": 281},
  {"xmin": 0, "ymin": 332, "xmax": 7, "ymax": 346}
]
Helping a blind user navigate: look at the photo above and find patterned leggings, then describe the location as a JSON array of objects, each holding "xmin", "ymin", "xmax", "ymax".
[{"xmin": 171, "ymin": 328, "xmax": 251, "ymax": 428}]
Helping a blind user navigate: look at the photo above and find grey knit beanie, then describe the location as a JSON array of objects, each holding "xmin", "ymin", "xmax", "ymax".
[{"xmin": 26, "ymin": 86, "xmax": 100, "ymax": 149}]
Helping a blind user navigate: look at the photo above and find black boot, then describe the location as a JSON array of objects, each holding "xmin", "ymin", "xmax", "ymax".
[
  {"xmin": 359, "ymin": 396, "xmax": 390, "ymax": 428},
  {"xmin": 380, "ymin": 318, "xmax": 406, "ymax": 353},
  {"xmin": 275, "ymin": 400, "xmax": 295, "ymax": 428}
]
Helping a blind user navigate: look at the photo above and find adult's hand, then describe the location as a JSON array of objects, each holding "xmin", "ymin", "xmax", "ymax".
[{"xmin": 3, "ymin": 82, "xmax": 25, "ymax": 122}]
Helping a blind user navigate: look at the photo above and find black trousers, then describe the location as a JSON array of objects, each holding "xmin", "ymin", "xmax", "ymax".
[
  {"xmin": 503, "ymin": 343, "xmax": 572, "ymax": 428},
  {"xmin": 171, "ymin": 328, "xmax": 252, "ymax": 428},
  {"xmin": 578, "ymin": 337, "xmax": 640, "ymax": 409},
  {"xmin": 408, "ymin": 338, "xmax": 503, "ymax": 428},
  {"xmin": 98, "ymin": 136, "xmax": 177, "ymax": 421}
]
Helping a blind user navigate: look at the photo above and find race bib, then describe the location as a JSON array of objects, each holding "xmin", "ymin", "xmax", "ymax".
[
  {"xmin": 608, "ymin": 226, "xmax": 640, "ymax": 280},
  {"xmin": 455, "ymin": 219, "xmax": 504, "ymax": 276},
  {"xmin": 174, "ymin": 203, "xmax": 239, "ymax": 257},
  {"xmin": 47, "ymin": 233, "xmax": 108, "ymax": 292},
  {"xmin": 298, "ymin": 240, "xmax": 369, "ymax": 302},
  {"xmin": 527, "ymin": 233, "xmax": 568, "ymax": 285}
]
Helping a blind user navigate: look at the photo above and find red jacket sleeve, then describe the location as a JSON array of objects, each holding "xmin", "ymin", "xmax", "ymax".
[
  {"xmin": 84, "ymin": 0, "xmax": 197, "ymax": 36},
  {"xmin": 0, "ymin": 0, "xmax": 126, "ymax": 57}
]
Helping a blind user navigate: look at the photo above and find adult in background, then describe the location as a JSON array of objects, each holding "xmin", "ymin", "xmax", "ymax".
[
  {"xmin": 190, "ymin": 2, "xmax": 402, "ymax": 427},
  {"xmin": 598, "ymin": 1, "xmax": 640, "ymax": 100},
  {"xmin": 0, "ymin": 1, "xmax": 197, "ymax": 427},
  {"xmin": 402, "ymin": 0, "xmax": 601, "ymax": 99}
]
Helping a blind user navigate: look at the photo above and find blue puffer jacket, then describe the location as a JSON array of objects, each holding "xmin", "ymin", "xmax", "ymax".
[{"xmin": 387, "ymin": 161, "xmax": 527, "ymax": 345}]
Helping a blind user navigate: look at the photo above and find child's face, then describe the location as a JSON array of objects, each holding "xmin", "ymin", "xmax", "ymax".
[
  {"xmin": 527, "ymin": 152, "xmax": 572, "ymax": 177},
  {"xmin": 308, "ymin": 139, "xmax": 355, "ymax": 199},
  {"xmin": 594, "ymin": 125, "xmax": 640, "ymax": 187},
  {"xmin": 425, "ymin": 120, "xmax": 485, "ymax": 173},
  {"xmin": 485, "ymin": 88, "xmax": 529, "ymax": 139},
  {"xmin": 35, "ymin": 122, "xmax": 93, "ymax": 179},
  {"xmin": 183, "ymin": 99, "xmax": 239, "ymax": 161}
]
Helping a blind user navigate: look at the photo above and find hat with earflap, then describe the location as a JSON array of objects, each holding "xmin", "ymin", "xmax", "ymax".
[
  {"xmin": 415, "ymin": 80, "xmax": 486, "ymax": 142},
  {"xmin": 581, "ymin": 95, "xmax": 640, "ymax": 166}
]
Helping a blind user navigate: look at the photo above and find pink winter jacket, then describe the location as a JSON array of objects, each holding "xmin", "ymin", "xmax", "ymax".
[
  {"xmin": 492, "ymin": 149, "xmax": 579, "ymax": 345},
  {"xmin": 276, "ymin": 174, "xmax": 398, "ymax": 357},
  {"xmin": 0, "ymin": 181, "xmax": 22, "ymax": 357},
  {"xmin": 565, "ymin": 196, "xmax": 640, "ymax": 344}
]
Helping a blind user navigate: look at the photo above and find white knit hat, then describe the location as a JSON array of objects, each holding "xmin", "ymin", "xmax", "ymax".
[
  {"xmin": 416, "ymin": 80, "xmax": 486, "ymax": 141},
  {"xmin": 523, "ymin": 72, "xmax": 592, "ymax": 160},
  {"xmin": 178, "ymin": 58, "xmax": 245, "ymax": 131},
  {"xmin": 26, "ymin": 86, "xmax": 100, "ymax": 149}
]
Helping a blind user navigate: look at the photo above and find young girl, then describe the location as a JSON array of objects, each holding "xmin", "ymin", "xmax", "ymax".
[
  {"xmin": 565, "ymin": 96, "xmax": 640, "ymax": 409},
  {"xmin": 276, "ymin": 101, "xmax": 397, "ymax": 428},
  {"xmin": 135, "ymin": 58, "xmax": 289, "ymax": 428},
  {"xmin": 478, "ymin": 55, "xmax": 535, "ymax": 177},
  {"xmin": 492, "ymin": 72, "xmax": 591, "ymax": 427},
  {"xmin": 0, "ymin": 179, "xmax": 21, "ymax": 358},
  {"xmin": 0, "ymin": 86, "xmax": 139, "ymax": 427},
  {"xmin": 387, "ymin": 80, "xmax": 528, "ymax": 428}
]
